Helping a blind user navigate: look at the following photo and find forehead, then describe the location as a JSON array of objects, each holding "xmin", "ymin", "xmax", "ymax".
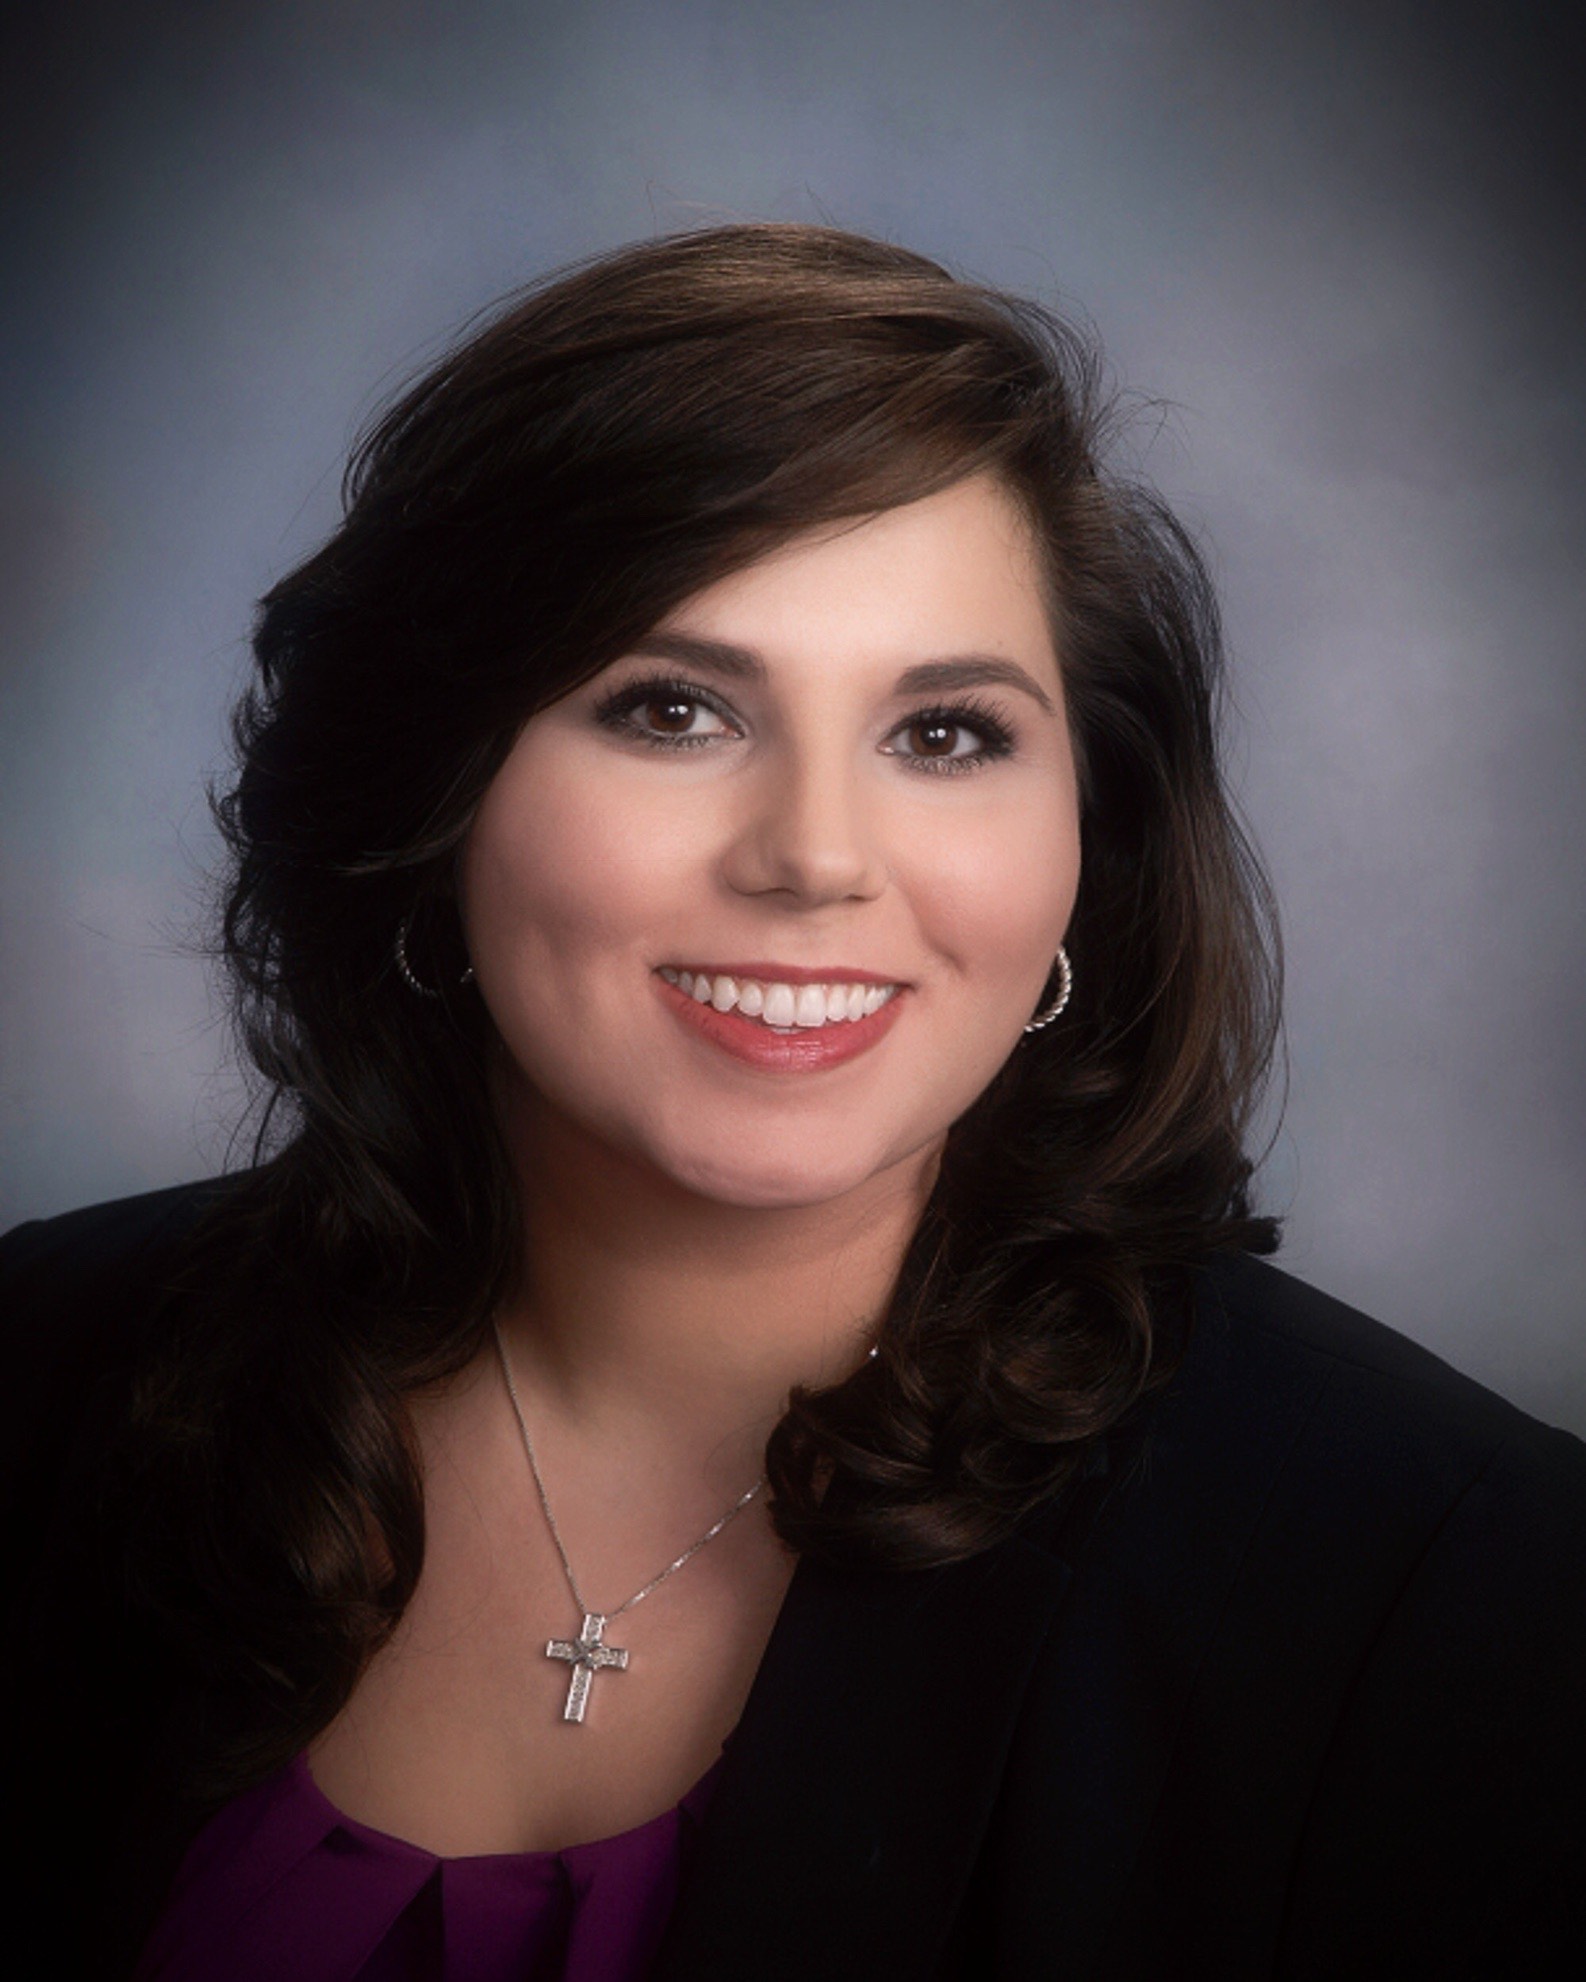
[{"xmin": 655, "ymin": 474, "xmax": 1059, "ymax": 689}]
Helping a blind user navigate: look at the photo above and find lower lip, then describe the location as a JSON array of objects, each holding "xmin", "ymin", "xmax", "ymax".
[{"xmin": 654, "ymin": 975, "xmax": 908, "ymax": 1072}]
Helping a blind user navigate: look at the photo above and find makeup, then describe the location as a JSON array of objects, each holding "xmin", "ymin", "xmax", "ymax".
[{"xmin": 653, "ymin": 970, "xmax": 908, "ymax": 1072}]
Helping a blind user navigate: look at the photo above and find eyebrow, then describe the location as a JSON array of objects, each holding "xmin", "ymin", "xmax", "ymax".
[{"xmin": 630, "ymin": 630, "xmax": 1059, "ymax": 717}]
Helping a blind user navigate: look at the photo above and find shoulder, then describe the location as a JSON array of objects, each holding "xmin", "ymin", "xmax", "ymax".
[
  {"xmin": 1, "ymin": 1174, "xmax": 239, "ymax": 1368},
  {"xmin": 1045, "ymin": 1243, "xmax": 1586, "ymax": 1724},
  {"xmin": 0, "ymin": 1182, "xmax": 249, "ymax": 1968},
  {"xmin": 1175, "ymin": 1249, "xmax": 1586, "ymax": 1659},
  {"xmin": 1076, "ymin": 1247, "xmax": 1586, "ymax": 1629},
  {"xmin": 1042, "ymin": 1241, "xmax": 1586, "ymax": 1581},
  {"xmin": 0, "ymin": 1176, "xmax": 244, "ymax": 1513},
  {"xmin": 1, "ymin": 1176, "xmax": 230, "ymax": 1296},
  {"xmin": 1171, "ymin": 1248, "xmax": 1586, "ymax": 1530},
  {"xmin": 1183, "ymin": 1256, "xmax": 1586, "ymax": 1965},
  {"xmin": 1194, "ymin": 1246, "xmax": 1549, "ymax": 1418},
  {"xmin": 1000, "ymin": 1254, "xmax": 1586, "ymax": 1970}
]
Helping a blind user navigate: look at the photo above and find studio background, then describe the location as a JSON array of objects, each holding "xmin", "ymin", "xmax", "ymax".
[{"xmin": 4, "ymin": 1, "xmax": 1583, "ymax": 1431}]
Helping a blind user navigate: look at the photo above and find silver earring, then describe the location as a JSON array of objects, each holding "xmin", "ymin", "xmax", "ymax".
[
  {"xmin": 395, "ymin": 913, "xmax": 475, "ymax": 1000},
  {"xmin": 1022, "ymin": 945, "xmax": 1072, "ymax": 1033}
]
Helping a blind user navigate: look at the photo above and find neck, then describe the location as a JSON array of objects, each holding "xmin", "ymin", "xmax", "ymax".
[{"xmin": 491, "ymin": 1085, "xmax": 939, "ymax": 1497}]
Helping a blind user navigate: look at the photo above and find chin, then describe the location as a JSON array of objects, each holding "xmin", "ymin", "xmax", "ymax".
[{"xmin": 657, "ymin": 1138, "xmax": 895, "ymax": 1213}]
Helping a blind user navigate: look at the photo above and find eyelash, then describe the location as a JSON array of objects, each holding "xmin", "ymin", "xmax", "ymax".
[{"xmin": 591, "ymin": 672, "xmax": 1018, "ymax": 776}]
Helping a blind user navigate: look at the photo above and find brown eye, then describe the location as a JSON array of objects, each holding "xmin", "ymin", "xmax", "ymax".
[
  {"xmin": 646, "ymin": 696, "xmax": 698, "ymax": 735},
  {"xmin": 882, "ymin": 698, "xmax": 1016, "ymax": 775},
  {"xmin": 594, "ymin": 675, "xmax": 740, "ymax": 751},
  {"xmin": 909, "ymin": 719, "xmax": 962, "ymax": 758}
]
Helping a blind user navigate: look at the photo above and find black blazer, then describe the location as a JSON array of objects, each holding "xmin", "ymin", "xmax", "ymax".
[{"xmin": 4, "ymin": 1182, "xmax": 1584, "ymax": 1979}]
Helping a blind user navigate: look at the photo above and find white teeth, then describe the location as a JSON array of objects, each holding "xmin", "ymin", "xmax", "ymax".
[
  {"xmin": 794, "ymin": 985, "xmax": 827, "ymax": 1027},
  {"xmin": 661, "ymin": 968, "xmax": 900, "ymax": 1031},
  {"xmin": 763, "ymin": 982, "xmax": 798, "ymax": 1027}
]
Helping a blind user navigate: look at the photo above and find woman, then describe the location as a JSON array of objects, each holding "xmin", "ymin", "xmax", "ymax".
[{"xmin": 4, "ymin": 225, "xmax": 1583, "ymax": 1980}]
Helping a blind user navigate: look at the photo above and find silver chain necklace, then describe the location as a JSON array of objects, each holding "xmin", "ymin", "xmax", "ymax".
[{"xmin": 490, "ymin": 1317, "xmax": 767, "ymax": 1725}]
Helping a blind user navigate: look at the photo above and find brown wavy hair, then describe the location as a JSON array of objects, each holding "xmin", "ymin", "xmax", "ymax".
[{"xmin": 127, "ymin": 223, "xmax": 1281, "ymax": 1792}]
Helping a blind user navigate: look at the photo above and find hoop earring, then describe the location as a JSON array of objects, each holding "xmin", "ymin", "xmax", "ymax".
[
  {"xmin": 1022, "ymin": 945, "xmax": 1072, "ymax": 1033},
  {"xmin": 395, "ymin": 913, "xmax": 475, "ymax": 1000}
]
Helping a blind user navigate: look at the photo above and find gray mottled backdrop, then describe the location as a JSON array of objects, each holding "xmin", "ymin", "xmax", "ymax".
[{"xmin": 4, "ymin": 2, "xmax": 1583, "ymax": 1428}]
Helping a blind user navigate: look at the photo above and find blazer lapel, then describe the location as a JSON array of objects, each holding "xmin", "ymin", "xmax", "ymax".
[{"xmin": 652, "ymin": 1526, "xmax": 1072, "ymax": 1980}]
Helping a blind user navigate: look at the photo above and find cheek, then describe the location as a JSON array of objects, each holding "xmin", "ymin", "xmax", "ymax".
[
  {"xmin": 460, "ymin": 747, "xmax": 679, "ymax": 972},
  {"xmin": 458, "ymin": 754, "xmax": 676, "ymax": 1122},
  {"xmin": 897, "ymin": 783, "xmax": 1080, "ymax": 990}
]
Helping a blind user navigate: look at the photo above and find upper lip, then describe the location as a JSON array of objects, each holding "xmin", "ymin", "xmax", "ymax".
[{"xmin": 661, "ymin": 961, "xmax": 906, "ymax": 986}]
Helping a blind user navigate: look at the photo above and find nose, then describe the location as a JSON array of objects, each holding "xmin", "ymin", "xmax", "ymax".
[{"xmin": 719, "ymin": 739, "xmax": 888, "ymax": 906}]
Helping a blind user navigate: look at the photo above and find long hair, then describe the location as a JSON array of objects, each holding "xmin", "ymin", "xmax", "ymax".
[{"xmin": 126, "ymin": 224, "xmax": 1281, "ymax": 1793}]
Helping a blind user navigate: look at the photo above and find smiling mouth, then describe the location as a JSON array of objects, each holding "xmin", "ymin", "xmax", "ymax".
[{"xmin": 657, "ymin": 966, "xmax": 902, "ymax": 1031}]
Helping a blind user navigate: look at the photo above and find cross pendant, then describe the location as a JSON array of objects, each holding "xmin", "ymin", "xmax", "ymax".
[{"xmin": 545, "ymin": 1612, "xmax": 630, "ymax": 1723}]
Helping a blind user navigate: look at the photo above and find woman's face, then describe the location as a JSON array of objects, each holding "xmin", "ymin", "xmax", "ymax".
[{"xmin": 459, "ymin": 473, "xmax": 1082, "ymax": 1211}]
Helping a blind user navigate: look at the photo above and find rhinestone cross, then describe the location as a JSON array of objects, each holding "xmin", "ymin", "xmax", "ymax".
[{"xmin": 545, "ymin": 1612, "xmax": 630, "ymax": 1723}]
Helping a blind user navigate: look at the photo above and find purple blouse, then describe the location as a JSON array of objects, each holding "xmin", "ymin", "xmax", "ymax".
[{"xmin": 132, "ymin": 1750, "xmax": 723, "ymax": 1982}]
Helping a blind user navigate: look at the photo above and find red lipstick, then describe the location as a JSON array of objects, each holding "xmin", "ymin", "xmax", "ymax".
[{"xmin": 653, "ymin": 971, "xmax": 907, "ymax": 1073}]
